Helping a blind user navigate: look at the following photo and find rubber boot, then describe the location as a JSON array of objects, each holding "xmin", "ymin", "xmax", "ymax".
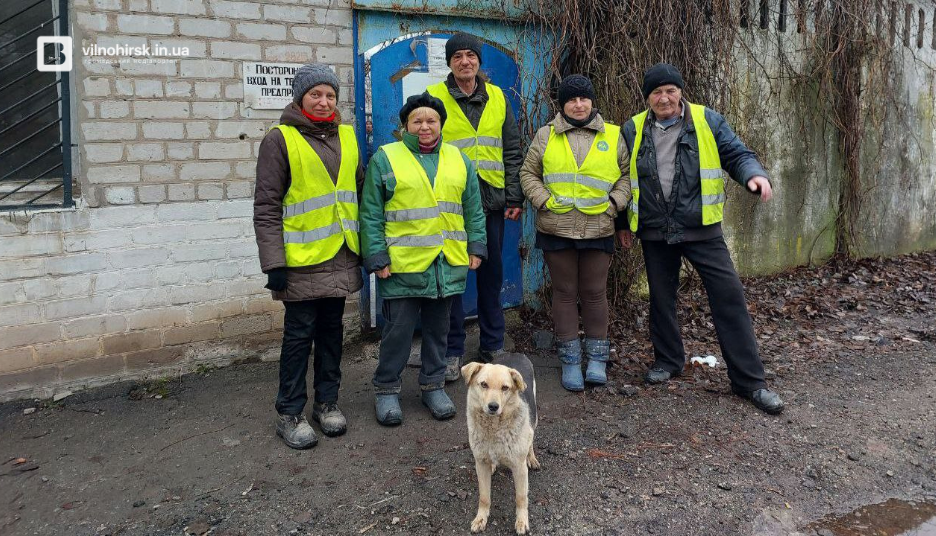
[
  {"xmin": 557, "ymin": 338, "xmax": 584, "ymax": 392},
  {"xmin": 584, "ymin": 338, "xmax": 610, "ymax": 385}
]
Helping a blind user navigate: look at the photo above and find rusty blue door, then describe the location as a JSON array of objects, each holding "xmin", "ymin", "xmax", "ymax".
[{"xmin": 355, "ymin": 25, "xmax": 523, "ymax": 329}]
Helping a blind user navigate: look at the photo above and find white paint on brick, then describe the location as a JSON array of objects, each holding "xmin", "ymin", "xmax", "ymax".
[
  {"xmin": 82, "ymin": 101, "xmax": 96, "ymax": 119},
  {"xmin": 64, "ymin": 230, "xmax": 134, "ymax": 252},
  {"xmin": 108, "ymin": 248, "xmax": 172, "ymax": 270},
  {"xmin": 115, "ymin": 78, "xmax": 134, "ymax": 96},
  {"xmin": 291, "ymin": 26, "xmax": 336, "ymax": 44},
  {"xmin": 316, "ymin": 46, "xmax": 353, "ymax": 64},
  {"xmin": 185, "ymin": 122, "xmax": 212, "ymax": 139},
  {"xmin": 197, "ymin": 183, "xmax": 225, "ymax": 200},
  {"xmin": 180, "ymin": 59, "xmax": 234, "ymax": 78},
  {"xmin": 210, "ymin": 41, "xmax": 263, "ymax": 60},
  {"xmin": 167, "ymin": 142, "xmax": 195, "ymax": 160},
  {"xmin": 92, "ymin": 0, "xmax": 122, "ymax": 9},
  {"xmin": 168, "ymin": 183, "xmax": 196, "ymax": 201},
  {"xmin": 223, "ymin": 82, "xmax": 244, "ymax": 99},
  {"xmin": 264, "ymin": 4, "xmax": 311, "ymax": 22},
  {"xmin": 134, "ymin": 101, "xmax": 191, "ymax": 119},
  {"xmin": 117, "ymin": 14, "xmax": 175, "ymax": 34},
  {"xmin": 165, "ymin": 80, "xmax": 192, "ymax": 97},
  {"xmin": 127, "ymin": 143, "xmax": 166, "ymax": 162},
  {"xmin": 192, "ymin": 102, "xmax": 237, "ymax": 119},
  {"xmin": 82, "ymin": 122, "xmax": 138, "ymax": 141},
  {"xmin": 178, "ymin": 18, "xmax": 231, "ymax": 38},
  {"xmin": 151, "ymin": 38, "xmax": 208, "ymax": 58},
  {"xmin": 118, "ymin": 59, "xmax": 179, "ymax": 77},
  {"xmin": 138, "ymin": 185, "xmax": 167, "ymax": 204},
  {"xmin": 108, "ymin": 287, "xmax": 172, "ymax": 312},
  {"xmin": 0, "ymin": 304, "xmax": 41, "ymax": 327},
  {"xmin": 99, "ymin": 101, "xmax": 131, "ymax": 119},
  {"xmin": 156, "ymin": 201, "xmax": 220, "ymax": 221},
  {"xmin": 216, "ymin": 199, "xmax": 253, "ymax": 219},
  {"xmin": 197, "ymin": 141, "xmax": 252, "ymax": 160},
  {"xmin": 235, "ymin": 22, "xmax": 288, "ymax": 41},
  {"xmin": 209, "ymin": 0, "xmax": 262, "ymax": 19},
  {"xmin": 171, "ymin": 242, "xmax": 228, "ymax": 262},
  {"xmin": 90, "ymin": 206, "xmax": 158, "ymax": 230},
  {"xmin": 142, "ymin": 122, "xmax": 184, "ymax": 139},
  {"xmin": 142, "ymin": 164, "xmax": 177, "ymax": 181},
  {"xmin": 44, "ymin": 296, "xmax": 108, "ymax": 321},
  {"xmin": 214, "ymin": 121, "xmax": 268, "ymax": 139},
  {"xmin": 150, "ymin": 0, "xmax": 206, "ymax": 16},
  {"xmin": 194, "ymin": 82, "xmax": 222, "ymax": 99},
  {"xmin": 87, "ymin": 165, "xmax": 142, "ymax": 184},
  {"xmin": 105, "ymin": 187, "xmax": 137, "ymax": 205},
  {"xmin": 83, "ymin": 77, "xmax": 111, "ymax": 97},
  {"xmin": 84, "ymin": 144, "xmax": 125, "ymax": 164},
  {"xmin": 264, "ymin": 45, "xmax": 313, "ymax": 62},
  {"xmin": 77, "ymin": 12, "xmax": 110, "ymax": 32},
  {"xmin": 314, "ymin": 7, "xmax": 352, "ymax": 26},
  {"xmin": 234, "ymin": 161, "xmax": 256, "ymax": 179}
]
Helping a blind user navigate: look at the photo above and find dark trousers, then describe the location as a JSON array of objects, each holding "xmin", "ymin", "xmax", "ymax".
[
  {"xmin": 374, "ymin": 296, "xmax": 453, "ymax": 394},
  {"xmin": 275, "ymin": 297, "xmax": 346, "ymax": 415},
  {"xmin": 447, "ymin": 211, "xmax": 506, "ymax": 357},
  {"xmin": 641, "ymin": 237, "xmax": 767, "ymax": 392}
]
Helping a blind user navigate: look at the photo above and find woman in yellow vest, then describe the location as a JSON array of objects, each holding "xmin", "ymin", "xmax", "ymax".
[
  {"xmin": 520, "ymin": 75, "xmax": 631, "ymax": 391},
  {"xmin": 253, "ymin": 63, "xmax": 363, "ymax": 449},
  {"xmin": 360, "ymin": 93, "xmax": 487, "ymax": 426}
]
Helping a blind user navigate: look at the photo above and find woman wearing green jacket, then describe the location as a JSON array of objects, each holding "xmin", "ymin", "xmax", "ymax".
[{"xmin": 360, "ymin": 93, "xmax": 487, "ymax": 426}]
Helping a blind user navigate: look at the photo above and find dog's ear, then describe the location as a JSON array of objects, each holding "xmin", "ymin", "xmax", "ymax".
[
  {"xmin": 461, "ymin": 362, "xmax": 483, "ymax": 385},
  {"xmin": 509, "ymin": 369, "xmax": 527, "ymax": 392}
]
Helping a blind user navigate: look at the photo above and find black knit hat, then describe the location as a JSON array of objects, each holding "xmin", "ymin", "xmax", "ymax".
[
  {"xmin": 642, "ymin": 63, "xmax": 684, "ymax": 100},
  {"xmin": 399, "ymin": 92, "xmax": 447, "ymax": 127},
  {"xmin": 557, "ymin": 75, "xmax": 596, "ymax": 107},
  {"xmin": 445, "ymin": 32, "xmax": 483, "ymax": 65}
]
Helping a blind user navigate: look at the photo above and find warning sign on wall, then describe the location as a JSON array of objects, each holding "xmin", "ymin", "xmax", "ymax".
[{"xmin": 242, "ymin": 62, "xmax": 305, "ymax": 110}]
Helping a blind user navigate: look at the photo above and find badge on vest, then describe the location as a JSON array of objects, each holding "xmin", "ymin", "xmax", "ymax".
[{"xmin": 597, "ymin": 141, "xmax": 609, "ymax": 151}]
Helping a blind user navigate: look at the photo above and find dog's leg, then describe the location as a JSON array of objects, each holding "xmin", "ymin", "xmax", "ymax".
[
  {"xmin": 471, "ymin": 459, "xmax": 492, "ymax": 533},
  {"xmin": 526, "ymin": 445, "xmax": 541, "ymax": 470},
  {"xmin": 513, "ymin": 460, "xmax": 530, "ymax": 534}
]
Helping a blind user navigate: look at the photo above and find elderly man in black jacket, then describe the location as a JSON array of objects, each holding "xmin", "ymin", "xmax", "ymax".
[
  {"xmin": 425, "ymin": 32, "xmax": 525, "ymax": 380},
  {"xmin": 616, "ymin": 63, "xmax": 783, "ymax": 414}
]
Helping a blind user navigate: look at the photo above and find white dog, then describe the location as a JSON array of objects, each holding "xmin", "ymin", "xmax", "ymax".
[{"xmin": 462, "ymin": 353, "xmax": 539, "ymax": 535}]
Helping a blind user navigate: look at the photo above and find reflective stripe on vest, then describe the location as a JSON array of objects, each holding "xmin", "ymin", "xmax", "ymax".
[
  {"xmin": 426, "ymin": 81, "xmax": 507, "ymax": 188},
  {"xmin": 627, "ymin": 102, "xmax": 725, "ymax": 232},
  {"xmin": 381, "ymin": 141, "xmax": 468, "ymax": 273},
  {"xmin": 541, "ymin": 123, "xmax": 621, "ymax": 216},
  {"xmin": 278, "ymin": 124, "xmax": 360, "ymax": 267}
]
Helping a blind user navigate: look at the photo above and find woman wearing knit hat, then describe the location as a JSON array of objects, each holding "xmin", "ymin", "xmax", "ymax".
[
  {"xmin": 253, "ymin": 63, "xmax": 363, "ymax": 449},
  {"xmin": 359, "ymin": 92, "xmax": 487, "ymax": 425},
  {"xmin": 519, "ymin": 74, "xmax": 631, "ymax": 391}
]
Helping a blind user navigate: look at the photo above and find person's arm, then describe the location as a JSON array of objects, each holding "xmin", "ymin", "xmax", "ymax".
[
  {"xmin": 254, "ymin": 129, "xmax": 288, "ymax": 273},
  {"xmin": 360, "ymin": 149, "xmax": 392, "ymax": 274},
  {"xmin": 519, "ymin": 126, "xmax": 552, "ymax": 210},
  {"xmin": 462, "ymin": 155, "xmax": 488, "ymax": 263},
  {"xmin": 501, "ymin": 98, "xmax": 524, "ymax": 212}
]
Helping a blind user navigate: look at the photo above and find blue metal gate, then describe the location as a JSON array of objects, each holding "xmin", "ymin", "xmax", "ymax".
[{"xmin": 354, "ymin": 19, "xmax": 523, "ymax": 329}]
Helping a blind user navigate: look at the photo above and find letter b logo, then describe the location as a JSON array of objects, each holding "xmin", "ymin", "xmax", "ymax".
[{"xmin": 37, "ymin": 36, "xmax": 73, "ymax": 72}]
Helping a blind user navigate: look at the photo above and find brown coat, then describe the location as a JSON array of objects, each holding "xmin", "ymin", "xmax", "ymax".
[
  {"xmin": 253, "ymin": 103, "xmax": 364, "ymax": 301},
  {"xmin": 520, "ymin": 113, "xmax": 631, "ymax": 240}
]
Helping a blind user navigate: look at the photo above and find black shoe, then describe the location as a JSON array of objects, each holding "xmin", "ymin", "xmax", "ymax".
[
  {"xmin": 733, "ymin": 387, "xmax": 784, "ymax": 415},
  {"xmin": 643, "ymin": 367, "xmax": 673, "ymax": 385},
  {"xmin": 478, "ymin": 348, "xmax": 505, "ymax": 364}
]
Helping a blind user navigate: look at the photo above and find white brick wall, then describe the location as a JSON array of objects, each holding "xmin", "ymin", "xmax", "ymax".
[
  {"xmin": 73, "ymin": 0, "xmax": 356, "ymax": 208},
  {"xmin": 0, "ymin": 0, "xmax": 359, "ymax": 400}
]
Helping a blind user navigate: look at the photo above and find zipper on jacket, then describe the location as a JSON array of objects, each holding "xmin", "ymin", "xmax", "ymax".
[{"xmin": 435, "ymin": 254, "xmax": 444, "ymax": 299}]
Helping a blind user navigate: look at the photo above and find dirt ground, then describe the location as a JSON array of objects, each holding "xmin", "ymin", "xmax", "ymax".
[{"xmin": 2, "ymin": 253, "xmax": 935, "ymax": 536}]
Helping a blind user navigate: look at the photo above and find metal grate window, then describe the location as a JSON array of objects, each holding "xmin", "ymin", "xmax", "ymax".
[{"xmin": 0, "ymin": 0, "xmax": 73, "ymax": 210}]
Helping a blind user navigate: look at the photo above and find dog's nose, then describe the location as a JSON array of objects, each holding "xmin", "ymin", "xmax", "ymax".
[{"xmin": 487, "ymin": 402, "xmax": 499, "ymax": 412}]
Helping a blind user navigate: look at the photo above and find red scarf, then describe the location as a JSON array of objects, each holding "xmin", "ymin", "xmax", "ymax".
[{"xmin": 301, "ymin": 109, "xmax": 336, "ymax": 123}]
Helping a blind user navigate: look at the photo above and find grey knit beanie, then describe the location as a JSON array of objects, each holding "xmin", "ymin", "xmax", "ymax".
[{"xmin": 292, "ymin": 63, "xmax": 340, "ymax": 103}]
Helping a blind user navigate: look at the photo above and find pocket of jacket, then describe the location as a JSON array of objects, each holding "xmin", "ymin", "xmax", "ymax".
[
  {"xmin": 448, "ymin": 265, "xmax": 468, "ymax": 288},
  {"xmin": 391, "ymin": 271, "xmax": 429, "ymax": 291}
]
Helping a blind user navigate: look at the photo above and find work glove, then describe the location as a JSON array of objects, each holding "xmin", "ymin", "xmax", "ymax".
[{"xmin": 264, "ymin": 267, "xmax": 288, "ymax": 292}]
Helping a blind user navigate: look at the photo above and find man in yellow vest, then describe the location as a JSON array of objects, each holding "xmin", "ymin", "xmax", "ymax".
[
  {"xmin": 616, "ymin": 63, "xmax": 784, "ymax": 414},
  {"xmin": 425, "ymin": 33, "xmax": 524, "ymax": 380},
  {"xmin": 254, "ymin": 63, "xmax": 363, "ymax": 448}
]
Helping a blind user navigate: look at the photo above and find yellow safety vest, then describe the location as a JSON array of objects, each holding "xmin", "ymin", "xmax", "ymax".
[
  {"xmin": 541, "ymin": 124, "xmax": 621, "ymax": 215},
  {"xmin": 627, "ymin": 102, "xmax": 725, "ymax": 232},
  {"xmin": 381, "ymin": 141, "xmax": 468, "ymax": 273},
  {"xmin": 279, "ymin": 124, "xmax": 360, "ymax": 267},
  {"xmin": 426, "ymin": 81, "xmax": 507, "ymax": 188}
]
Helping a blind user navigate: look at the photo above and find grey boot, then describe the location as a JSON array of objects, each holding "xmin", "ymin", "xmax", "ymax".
[
  {"xmin": 375, "ymin": 394, "xmax": 403, "ymax": 426},
  {"xmin": 275, "ymin": 413, "xmax": 317, "ymax": 449},
  {"xmin": 584, "ymin": 338, "xmax": 610, "ymax": 385},
  {"xmin": 311, "ymin": 402, "xmax": 347, "ymax": 437},
  {"xmin": 557, "ymin": 338, "xmax": 584, "ymax": 392},
  {"xmin": 421, "ymin": 388, "xmax": 456, "ymax": 420},
  {"xmin": 444, "ymin": 356, "xmax": 461, "ymax": 383}
]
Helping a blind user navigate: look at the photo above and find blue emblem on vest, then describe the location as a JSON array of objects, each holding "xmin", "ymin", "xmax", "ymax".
[{"xmin": 597, "ymin": 141, "xmax": 609, "ymax": 151}]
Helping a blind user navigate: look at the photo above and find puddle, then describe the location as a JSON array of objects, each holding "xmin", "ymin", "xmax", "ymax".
[{"xmin": 805, "ymin": 499, "xmax": 936, "ymax": 536}]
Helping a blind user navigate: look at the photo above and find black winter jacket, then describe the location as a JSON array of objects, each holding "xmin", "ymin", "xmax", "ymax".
[{"xmin": 614, "ymin": 102, "xmax": 770, "ymax": 243}]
